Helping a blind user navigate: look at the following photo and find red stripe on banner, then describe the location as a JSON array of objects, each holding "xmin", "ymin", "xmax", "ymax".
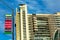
[
  {"xmin": 5, "ymin": 20, "xmax": 12, "ymax": 22},
  {"xmin": 5, "ymin": 22, "xmax": 12, "ymax": 24},
  {"xmin": 5, "ymin": 22, "xmax": 12, "ymax": 23},
  {"xmin": 5, "ymin": 24, "xmax": 12, "ymax": 25},
  {"xmin": 5, "ymin": 24, "xmax": 12, "ymax": 26},
  {"xmin": 5, "ymin": 26, "xmax": 12, "ymax": 28}
]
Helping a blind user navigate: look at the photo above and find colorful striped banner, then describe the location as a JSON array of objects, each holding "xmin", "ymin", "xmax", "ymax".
[{"xmin": 4, "ymin": 14, "xmax": 12, "ymax": 34}]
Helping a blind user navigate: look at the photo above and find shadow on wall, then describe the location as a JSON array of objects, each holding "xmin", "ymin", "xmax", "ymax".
[{"xmin": 54, "ymin": 30, "xmax": 60, "ymax": 40}]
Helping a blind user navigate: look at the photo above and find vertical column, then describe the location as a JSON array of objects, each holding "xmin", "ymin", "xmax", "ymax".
[
  {"xmin": 25, "ymin": 5, "xmax": 29, "ymax": 40},
  {"xmin": 19, "ymin": 4, "xmax": 29, "ymax": 40},
  {"xmin": 32, "ymin": 14, "xmax": 37, "ymax": 32},
  {"xmin": 48, "ymin": 15, "xmax": 57, "ymax": 40},
  {"xmin": 16, "ymin": 8, "xmax": 20, "ymax": 40},
  {"xmin": 32, "ymin": 14, "xmax": 37, "ymax": 40}
]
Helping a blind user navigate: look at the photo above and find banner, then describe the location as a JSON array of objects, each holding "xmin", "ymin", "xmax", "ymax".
[{"xmin": 4, "ymin": 14, "xmax": 12, "ymax": 34}]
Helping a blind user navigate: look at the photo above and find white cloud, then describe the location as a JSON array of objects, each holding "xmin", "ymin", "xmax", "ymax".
[
  {"xmin": 9, "ymin": 39, "xmax": 12, "ymax": 40},
  {"xmin": 15, "ymin": 0, "xmax": 40, "ymax": 10},
  {"xmin": 15, "ymin": 0, "xmax": 25, "ymax": 4},
  {"xmin": 0, "ymin": 21, "xmax": 4, "ymax": 32},
  {"xmin": 0, "ymin": 8, "xmax": 11, "ymax": 14},
  {"xmin": 15, "ymin": 0, "xmax": 60, "ymax": 13},
  {"xmin": 0, "ymin": 9, "xmax": 7, "ymax": 14},
  {"xmin": 0, "ymin": 9, "xmax": 4, "ymax": 11}
]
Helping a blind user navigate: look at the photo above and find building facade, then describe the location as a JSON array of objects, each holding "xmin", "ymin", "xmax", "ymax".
[{"xmin": 16, "ymin": 4, "xmax": 60, "ymax": 40}]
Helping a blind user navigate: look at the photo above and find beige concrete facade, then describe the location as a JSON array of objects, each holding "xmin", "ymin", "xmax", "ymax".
[{"xmin": 16, "ymin": 4, "xmax": 60, "ymax": 40}]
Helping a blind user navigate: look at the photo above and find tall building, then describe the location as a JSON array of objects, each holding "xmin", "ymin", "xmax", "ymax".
[{"xmin": 16, "ymin": 4, "xmax": 60, "ymax": 40}]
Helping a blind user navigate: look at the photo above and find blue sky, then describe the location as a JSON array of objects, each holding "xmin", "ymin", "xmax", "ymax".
[{"xmin": 0, "ymin": 0, "xmax": 60, "ymax": 40}]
